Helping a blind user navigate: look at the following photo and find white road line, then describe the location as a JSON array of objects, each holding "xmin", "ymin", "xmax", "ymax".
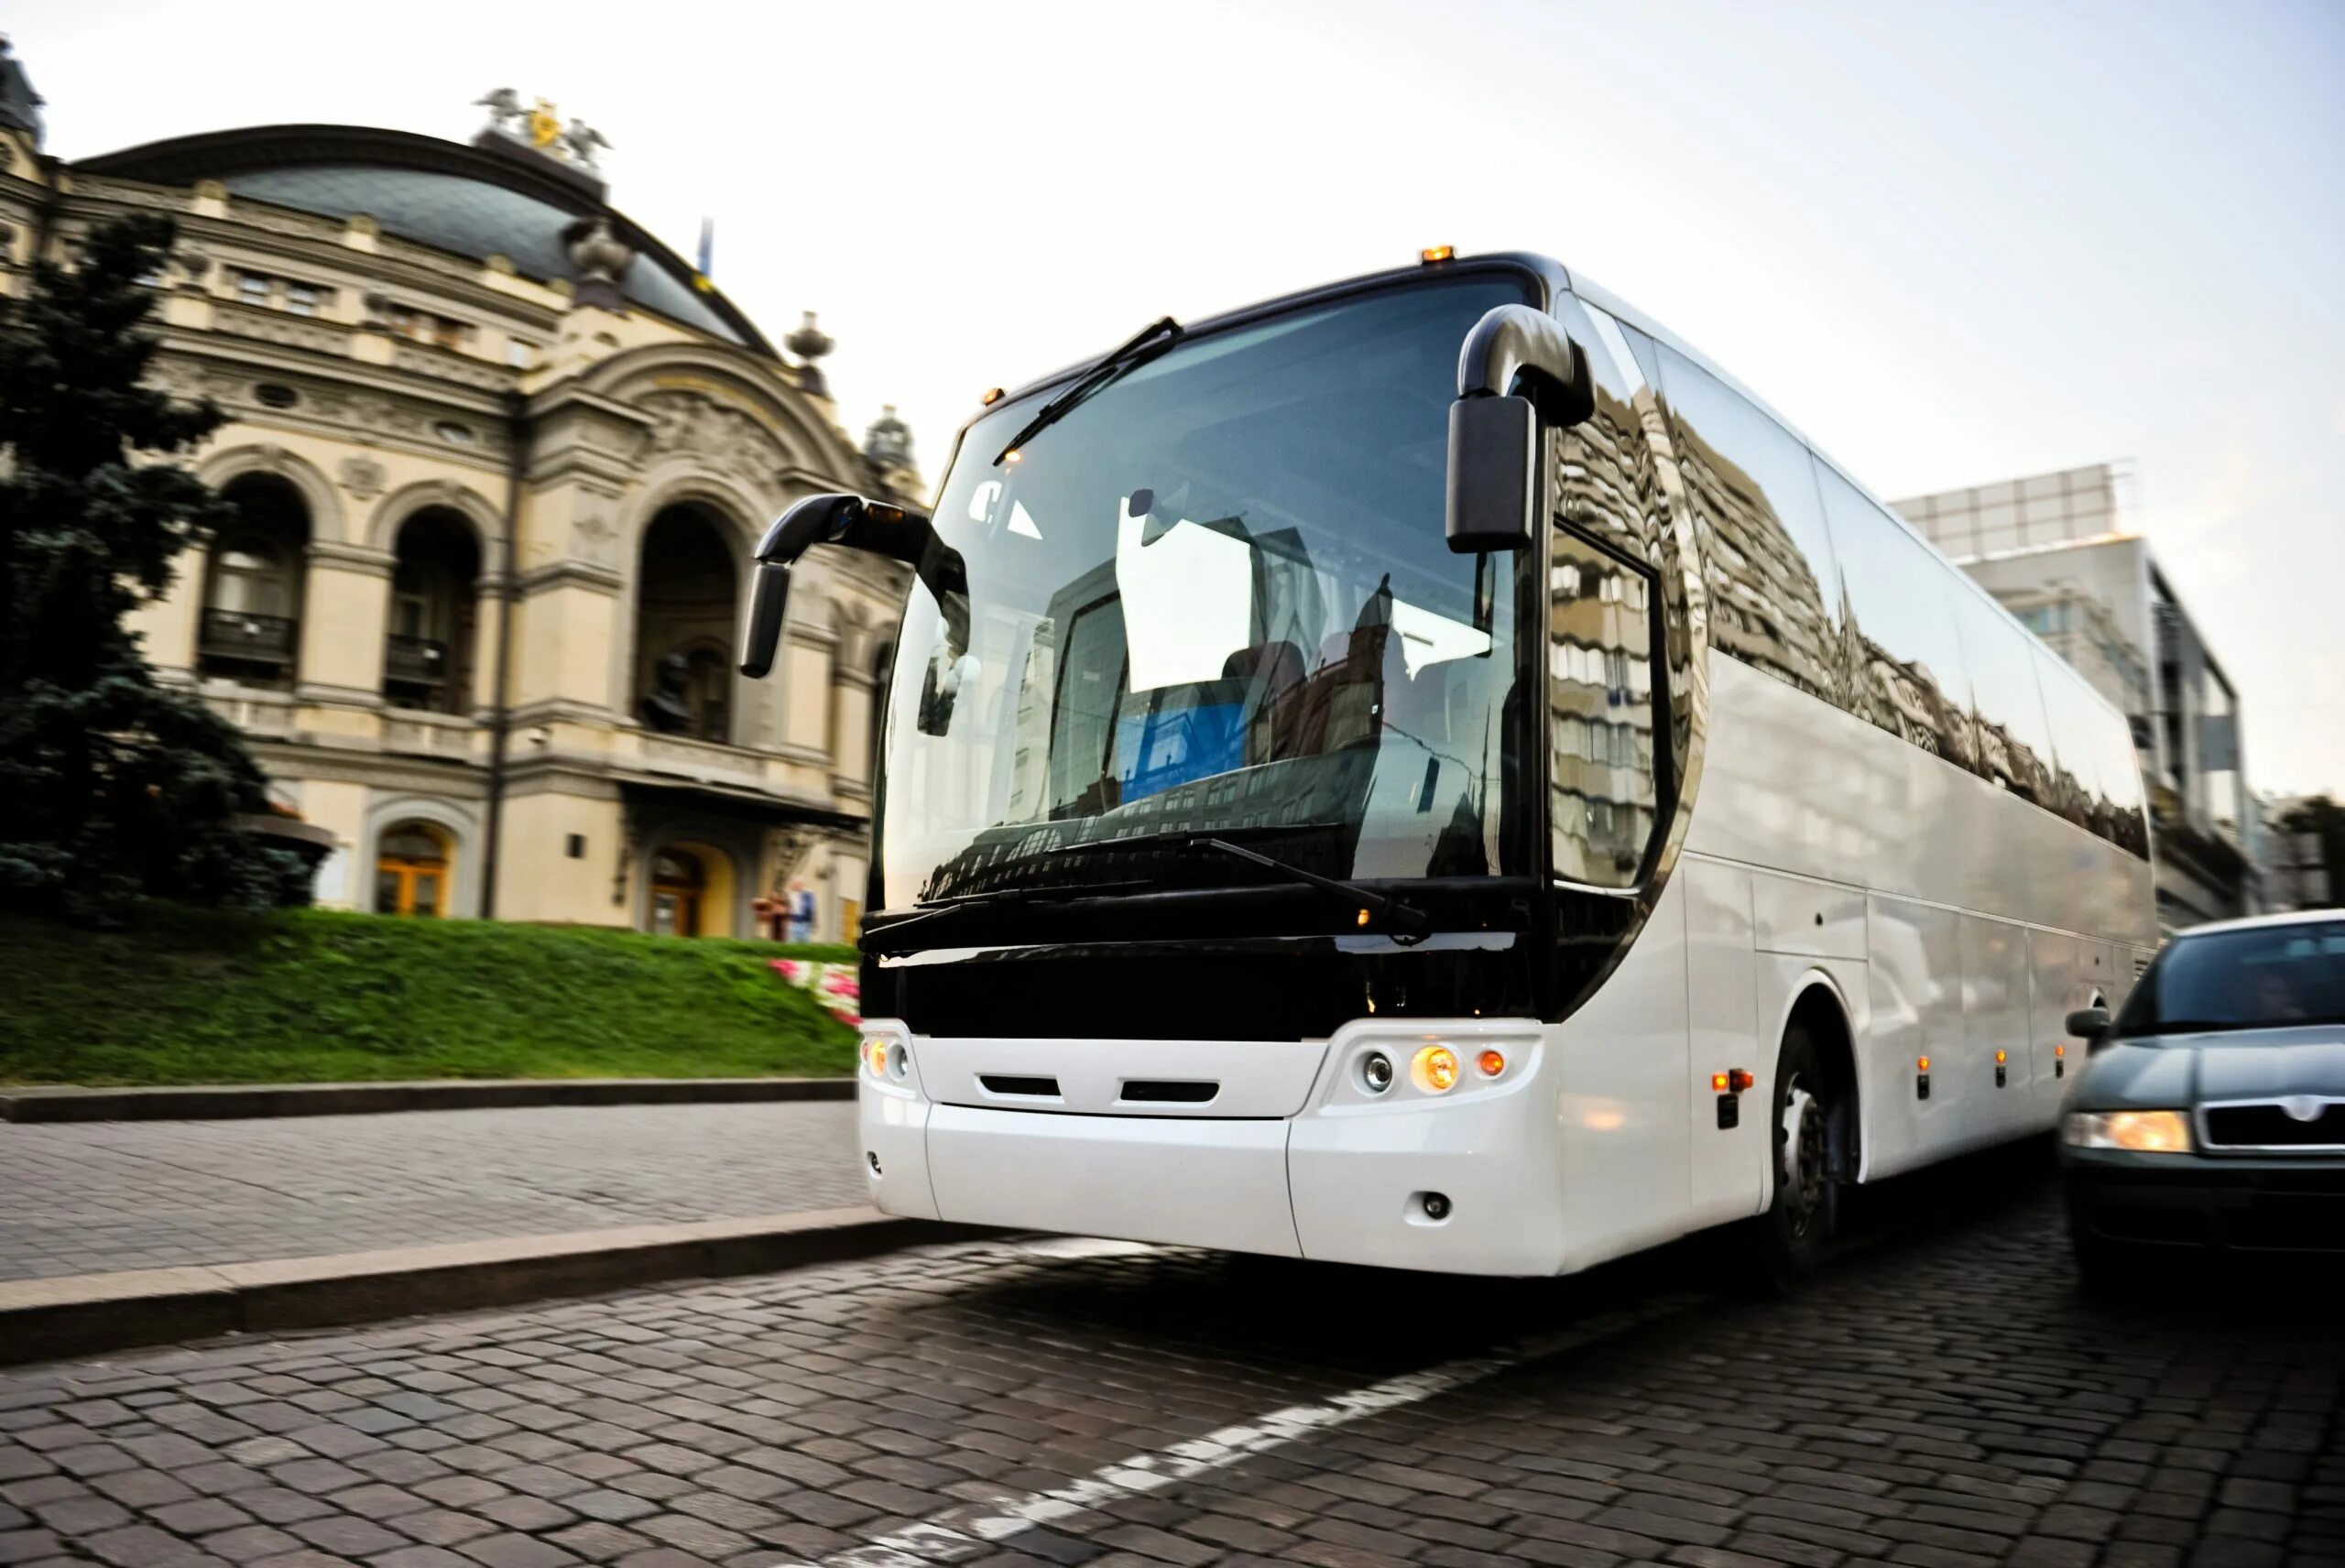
[{"xmin": 810, "ymin": 1290, "xmax": 1702, "ymax": 1568}]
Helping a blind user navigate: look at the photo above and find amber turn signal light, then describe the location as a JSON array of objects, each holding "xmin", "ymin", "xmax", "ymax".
[{"xmin": 1478, "ymin": 1049, "xmax": 1506, "ymax": 1077}]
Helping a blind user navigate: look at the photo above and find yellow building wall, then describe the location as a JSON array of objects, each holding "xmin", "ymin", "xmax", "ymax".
[
  {"xmin": 297, "ymin": 778, "xmax": 369, "ymax": 912},
  {"xmin": 493, "ymin": 791, "xmax": 627, "ymax": 927}
]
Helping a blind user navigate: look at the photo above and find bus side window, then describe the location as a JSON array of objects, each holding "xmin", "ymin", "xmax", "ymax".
[
  {"xmin": 1648, "ymin": 345, "xmax": 1842, "ymax": 704},
  {"xmin": 1550, "ymin": 530, "xmax": 1659, "ymax": 887},
  {"xmin": 1812, "ymin": 460, "xmax": 1975, "ymax": 766},
  {"xmin": 1948, "ymin": 591, "xmax": 2056, "ymax": 804}
]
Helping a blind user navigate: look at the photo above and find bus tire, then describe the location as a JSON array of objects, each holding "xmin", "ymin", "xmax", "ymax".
[{"xmin": 1738, "ymin": 1021, "xmax": 1839, "ymax": 1291}]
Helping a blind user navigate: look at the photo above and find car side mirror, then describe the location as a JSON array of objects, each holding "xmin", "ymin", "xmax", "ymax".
[
  {"xmin": 2065, "ymin": 1007, "xmax": 2112, "ymax": 1048},
  {"xmin": 1445, "ymin": 304, "xmax": 1595, "ymax": 554}
]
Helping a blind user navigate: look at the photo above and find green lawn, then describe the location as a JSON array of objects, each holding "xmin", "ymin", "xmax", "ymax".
[{"xmin": 0, "ymin": 906, "xmax": 861, "ymax": 1086}]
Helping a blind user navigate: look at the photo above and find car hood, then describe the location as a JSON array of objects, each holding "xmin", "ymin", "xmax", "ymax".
[{"xmin": 2073, "ymin": 1026, "xmax": 2345, "ymax": 1108}]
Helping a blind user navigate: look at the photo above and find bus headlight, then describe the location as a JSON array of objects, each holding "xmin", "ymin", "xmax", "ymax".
[
  {"xmin": 862, "ymin": 1037, "xmax": 909, "ymax": 1083},
  {"xmin": 2063, "ymin": 1109, "xmax": 2193, "ymax": 1154},
  {"xmin": 1412, "ymin": 1046, "xmax": 1460, "ymax": 1094}
]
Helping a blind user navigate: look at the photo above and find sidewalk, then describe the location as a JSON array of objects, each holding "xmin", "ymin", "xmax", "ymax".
[{"xmin": 0, "ymin": 1100, "xmax": 866, "ymax": 1282}]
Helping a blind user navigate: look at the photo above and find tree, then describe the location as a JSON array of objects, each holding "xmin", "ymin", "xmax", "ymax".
[{"xmin": 0, "ymin": 212, "xmax": 304, "ymax": 920}]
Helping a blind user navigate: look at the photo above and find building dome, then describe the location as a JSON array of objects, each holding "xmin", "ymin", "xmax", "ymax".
[{"xmin": 77, "ymin": 125, "xmax": 767, "ymax": 352}]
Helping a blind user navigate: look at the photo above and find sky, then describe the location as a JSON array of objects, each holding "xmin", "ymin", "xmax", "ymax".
[{"xmin": 13, "ymin": 0, "xmax": 2343, "ymax": 796}]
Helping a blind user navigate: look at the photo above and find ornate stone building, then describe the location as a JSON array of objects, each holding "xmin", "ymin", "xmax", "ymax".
[{"xmin": 0, "ymin": 51, "xmax": 921, "ymax": 940}]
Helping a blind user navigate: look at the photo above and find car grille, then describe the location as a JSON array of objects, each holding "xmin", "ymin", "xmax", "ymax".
[{"xmin": 2202, "ymin": 1100, "xmax": 2345, "ymax": 1151}]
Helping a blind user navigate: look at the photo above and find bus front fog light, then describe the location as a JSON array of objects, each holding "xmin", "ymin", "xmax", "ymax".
[
  {"xmin": 1412, "ymin": 1046, "xmax": 1459, "ymax": 1094},
  {"xmin": 1422, "ymin": 1192, "xmax": 1452, "ymax": 1221},
  {"xmin": 1360, "ymin": 1051, "xmax": 1394, "ymax": 1094}
]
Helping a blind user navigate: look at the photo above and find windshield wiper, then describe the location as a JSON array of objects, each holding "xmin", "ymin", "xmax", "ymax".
[
  {"xmin": 862, "ymin": 877, "xmax": 1153, "ymax": 943},
  {"xmin": 1044, "ymin": 827, "xmax": 1431, "ymax": 939},
  {"xmin": 1195, "ymin": 837, "xmax": 1430, "ymax": 943},
  {"xmin": 993, "ymin": 315, "xmax": 1182, "ymax": 465}
]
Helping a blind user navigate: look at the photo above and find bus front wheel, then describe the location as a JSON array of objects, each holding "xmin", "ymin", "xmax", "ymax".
[{"xmin": 1739, "ymin": 1022, "xmax": 1839, "ymax": 1290}]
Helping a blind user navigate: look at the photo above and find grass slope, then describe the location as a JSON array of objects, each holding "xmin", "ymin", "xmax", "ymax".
[{"xmin": 0, "ymin": 906, "xmax": 859, "ymax": 1086}]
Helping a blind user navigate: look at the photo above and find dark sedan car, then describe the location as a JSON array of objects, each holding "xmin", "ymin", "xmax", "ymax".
[{"xmin": 2060, "ymin": 909, "xmax": 2345, "ymax": 1280}]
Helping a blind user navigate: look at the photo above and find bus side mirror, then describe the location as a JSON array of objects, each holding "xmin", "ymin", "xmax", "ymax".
[
  {"xmin": 740, "ymin": 493, "xmax": 969, "ymax": 680},
  {"xmin": 2065, "ymin": 1007, "xmax": 2112, "ymax": 1048},
  {"xmin": 1445, "ymin": 304, "xmax": 1595, "ymax": 554}
]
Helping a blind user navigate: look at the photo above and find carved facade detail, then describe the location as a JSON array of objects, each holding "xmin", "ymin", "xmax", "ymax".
[
  {"xmin": 636, "ymin": 390, "xmax": 790, "ymax": 495},
  {"xmin": 339, "ymin": 456, "xmax": 386, "ymax": 499}
]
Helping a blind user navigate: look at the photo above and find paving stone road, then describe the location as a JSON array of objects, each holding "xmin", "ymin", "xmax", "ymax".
[
  {"xmin": 0, "ymin": 1103, "xmax": 866, "ymax": 1281},
  {"xmin": 0, "ymin": 1157, "xmax": 2337, "ymax": 1568}
]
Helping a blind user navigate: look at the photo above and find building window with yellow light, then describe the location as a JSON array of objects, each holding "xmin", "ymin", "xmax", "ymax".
[{"xmin": 376, "ymin": 822, "xmax": 453, "ymax": 917}]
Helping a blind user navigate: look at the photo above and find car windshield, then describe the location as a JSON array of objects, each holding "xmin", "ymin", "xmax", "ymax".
[
  {"xmin": 2114, "ymin": 920, "xmax": 2345, "ymax": 1036},
  {"xmin": 874, "ymin": 273, "xmax": 1536, "ymax": 909}
]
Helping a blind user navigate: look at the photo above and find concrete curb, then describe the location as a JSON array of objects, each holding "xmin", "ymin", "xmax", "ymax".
[
  {"xmin": 0, "ymin": 1076, "xmax": 856, "ymax": 1123},
  {"xmin": 0, "ymin": 1207, "xmax": 973, "ymax": 1367}
]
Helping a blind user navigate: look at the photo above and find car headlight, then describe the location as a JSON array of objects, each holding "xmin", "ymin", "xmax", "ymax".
[{"xmin": 2063, "ymin": 1109, "xmax": 2193, "ymax": 1153}]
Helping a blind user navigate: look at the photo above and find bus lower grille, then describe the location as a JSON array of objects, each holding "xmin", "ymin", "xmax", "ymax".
[
  {"xmin": 1119, "ymin": 1080, "xmax": 1219, "ymax": 1104},
  {"xmin": 978, "ymin": 1074, "xmax": 1061, "ymax": 1098}
]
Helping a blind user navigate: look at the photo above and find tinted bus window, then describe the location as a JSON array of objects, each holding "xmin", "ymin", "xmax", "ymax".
[
  {"xmin": 1548, "ymin": 299, "xmax": 1669, "ymax": 887},
  {"xmin": 1813, "ymin": 461, "xmax": 1974, "ymax": 765},
  {"xmin": 2096, "ymin": 696, "xmax": 2150, "ymax": 858},
  {"xmin": 1652, "ymin": 346, "xmax": 1840, "ymax": 701},
  {"xmin": 1949, "ymin": 590, "xmax": 2056, "ymax": 803},
  {"xmin": 1549, "ymin": 531, "xmax": 1660, "ymax": 887},
  {"xmin": 2034, "ymin": 650, "xmax": 2110, "ymax": 831}
]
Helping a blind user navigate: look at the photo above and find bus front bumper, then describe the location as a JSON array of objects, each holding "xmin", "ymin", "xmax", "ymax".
[{"xmin": 856, "ymin": 1021, "xmax": 1565, "ymax": 1276}]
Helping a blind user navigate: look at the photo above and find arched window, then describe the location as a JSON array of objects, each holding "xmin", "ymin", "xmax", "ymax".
[
  {"xmin": 650, "ymin": 847, "xmax": 705, "ymax": 937},
  {"xmin": 384, "ymin": 508, "xmax": 482, "ymax": 713},
  {"xmin": 376, "ymin": 822, "xmax": 453, "ymax": 918},
  {"xmin": 200, "ymin": 474, "xmax": 310, "ymax": 686},
  {"xmin": 635, "ymin": 506, "xmax": 738, "ymax": 744}
]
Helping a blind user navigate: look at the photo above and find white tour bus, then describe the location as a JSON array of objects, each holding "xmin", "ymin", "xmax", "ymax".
[{"xmin": 738, "ymin": 251, "xmax": 2157, "ymax": 1279}]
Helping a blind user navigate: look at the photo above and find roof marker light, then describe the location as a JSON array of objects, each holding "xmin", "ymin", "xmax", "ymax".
[
  {"xmin": 980, "ymin": 387, "xmax": 1004, "ymax": 406},
  {"xmin": 1420, "ymin": 245, "xmax": 1456, "ymax": 265}
]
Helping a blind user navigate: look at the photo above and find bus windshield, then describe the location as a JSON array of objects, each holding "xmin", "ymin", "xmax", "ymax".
[{"xmin": 875, "ymin": 274, "xmax": 1536, "ymax": 911}]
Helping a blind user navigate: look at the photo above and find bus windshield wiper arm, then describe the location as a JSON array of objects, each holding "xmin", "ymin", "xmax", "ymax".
[
  {"xmin": 863, "ymin": 877, "xmax": 1152, "ymax": 942},
  {"xmin": 993, "ymin": 315, "xmax": 1182, "ymax": 465},
  {"xmin": 1194, "ymin": 837, "xmax": 1431, "ymax": 942}
]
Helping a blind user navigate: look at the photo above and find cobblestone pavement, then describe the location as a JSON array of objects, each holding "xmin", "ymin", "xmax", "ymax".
[
  {"xmin": 0, "ymin": 1103, "xmax": 865, "ymax": 1281},
  {"xmin": 1, "ymin": 1156, "xmax": 2338, "ymax": 1568}
]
